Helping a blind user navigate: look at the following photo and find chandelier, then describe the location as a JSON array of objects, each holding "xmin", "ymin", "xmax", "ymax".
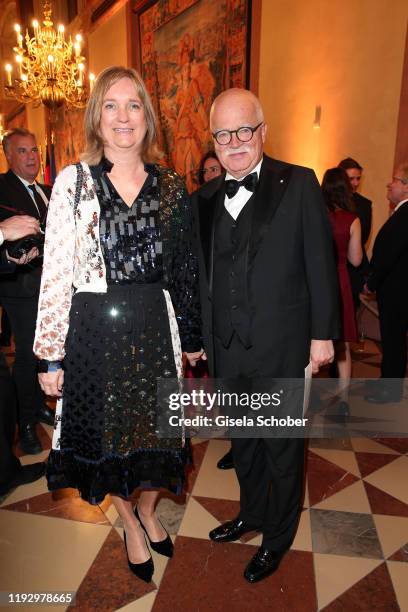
[{"xmin": 3, "ymin": 1, "xmax": 94, "ymax": 110}]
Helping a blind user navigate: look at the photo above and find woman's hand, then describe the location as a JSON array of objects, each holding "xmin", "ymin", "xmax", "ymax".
[
  {"xmin": 185, "ymin": 349, "xmax": 207, "ymax": 367},
  {"xmin": 39, "ymin": 370, "xmax": 64, "ymax": 397}
]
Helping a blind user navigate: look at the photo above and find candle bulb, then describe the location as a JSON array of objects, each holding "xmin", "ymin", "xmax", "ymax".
[
  {"xmin": 89, "ymin": 73, "xmax": 95, "ymax": 92},
  {"xmin": 48, "ymin": 54, "xmax": 54, "ymax": 79},
  {"xmin": 15, "ymin": 54, "xmax": 22, "ymax": 77},
  {"xmin": 58, "ymin": 24, "xmax": 64, "ymax": 42},
  {"xmin": 33, "ymin": 19, "xmax": 38, "ymax": 32},
  {"xmin": 14, "ymin": 23, "xmax": 20, "ymax": 45},
  {"xmin": 75, "ymin": 34, "xmax": 82, "ymax": 56},
  {"xmin": 78, "ymin": 63, "xmax": 84, "ymax": 86},
  {"xmin": 5, "ymin": 63, "xmax": 12, "ymax": 86}
]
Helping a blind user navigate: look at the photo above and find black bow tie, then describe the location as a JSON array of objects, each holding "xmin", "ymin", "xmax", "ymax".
[{"xmin": 225, "ymin": 172, "xmax": 258, "ymax": 199}]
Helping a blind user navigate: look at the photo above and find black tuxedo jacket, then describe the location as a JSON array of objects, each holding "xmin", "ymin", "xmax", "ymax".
[
  {"xmin": 192, "ymin": 155, "xmax": 340, "ymax": 376},
  {"xmin": 0, "ymin": 170, "xmax": 51, "ymax": 298},
  {"xmin": 348, "ymin": 192, "xmax": 372, "ymax": 297},
  {"xmin": 367, "ymin": 200, "xmax": 408, "ymax": 307}
]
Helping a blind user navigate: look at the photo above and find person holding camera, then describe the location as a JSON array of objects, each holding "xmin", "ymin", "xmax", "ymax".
[{"xmin": 0, "ymin": 128, "xmax": 54, "ymax": 455}]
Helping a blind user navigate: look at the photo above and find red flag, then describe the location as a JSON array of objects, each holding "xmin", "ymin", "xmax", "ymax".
[{"xmin": 44, "ymin": 141, "xmax": 57, "ymax": 186}]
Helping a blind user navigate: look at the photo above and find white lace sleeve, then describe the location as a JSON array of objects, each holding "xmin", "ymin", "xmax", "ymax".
[{"xmin": 34, "ymin": 166, "xmax": 77, "ymax": 360}]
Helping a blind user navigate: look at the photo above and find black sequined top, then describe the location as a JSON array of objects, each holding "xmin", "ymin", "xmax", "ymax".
[{"xmin": 89, "ymin": 157, "xmax": 202, "ymax": 352}]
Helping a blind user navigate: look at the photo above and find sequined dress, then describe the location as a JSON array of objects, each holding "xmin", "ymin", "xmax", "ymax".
[{"xmin": 46, "ymin": 159, "xmax": 201, "ymax": 504}]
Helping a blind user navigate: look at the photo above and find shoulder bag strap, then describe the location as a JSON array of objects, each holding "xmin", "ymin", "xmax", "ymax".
[{"xmin": 74, "ymin": 162, "xmax": 84, "ymax": 215}]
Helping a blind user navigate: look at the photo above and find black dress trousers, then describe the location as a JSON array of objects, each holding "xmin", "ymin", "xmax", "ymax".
[
  {"xmin": 214, "ymin": 333, "xmax": 305, "ymax": 552},
  {"xmin": 0, "ymin": 351, "xmax": 21, "ymax": 487},
  {"xmin": 1, "ymin": 294, "xmax": 44, "ymax": 427}
]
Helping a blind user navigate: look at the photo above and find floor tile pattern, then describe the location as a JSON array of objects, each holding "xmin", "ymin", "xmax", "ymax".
[{"xmin": 0, "ymin": 339, "xmax": 407, "ymax": 610}]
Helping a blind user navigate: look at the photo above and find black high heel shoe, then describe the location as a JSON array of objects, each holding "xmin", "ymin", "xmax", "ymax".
[
  {"xmin": 123, "ymin": 530, "xmax": 154, "ymax": 582},
  {"xmin": 135, "ymin": 506, "xmax": 174, "ymax": 558}
]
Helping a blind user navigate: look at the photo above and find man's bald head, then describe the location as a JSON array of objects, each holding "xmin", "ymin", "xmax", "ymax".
[
  {"xmin": 210, "ymin": 88, "xmax": 264, "ymax": 130},
  {"xmin": 210, "ymin": 88, "xmax": 266, "ymax": 179}
]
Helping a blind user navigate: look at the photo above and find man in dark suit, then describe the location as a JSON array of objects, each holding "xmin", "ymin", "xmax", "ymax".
[
  {"xmin": 191, "ymin": 89, "xmax": 339, "ymax": 583},
  {"xmin": 365, "ymin": 163, "xmax": 408, "ymax": 403},
  {"xmin": 0, "ymin": 128, "xmax": 54, "ymax": 454},
  {"xmin": 338, "ymin": 157, "xmax": 372, "ymax": 307},
  {"xmin": 0, "ymin": 214, "xmax": 45, "ymax": 494}
]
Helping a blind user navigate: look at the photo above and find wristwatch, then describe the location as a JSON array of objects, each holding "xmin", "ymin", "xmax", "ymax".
[{"xmin": 37, "ymin": 359, "xmax": 63, "ymax": 373}]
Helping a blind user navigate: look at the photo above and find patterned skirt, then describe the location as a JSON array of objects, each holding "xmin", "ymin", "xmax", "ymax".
[{"xmin": 46, "ymin": 282, "xmax": 188, "ymax": 504}]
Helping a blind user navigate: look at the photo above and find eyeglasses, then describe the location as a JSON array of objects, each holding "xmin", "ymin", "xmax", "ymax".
[
  {"xmin": 392, "ymin": 176, "xmax": 408, "ymax": 185},
  {"xmin": 212, "ymin": 122, "xmax": 263, "ymax": 146}
]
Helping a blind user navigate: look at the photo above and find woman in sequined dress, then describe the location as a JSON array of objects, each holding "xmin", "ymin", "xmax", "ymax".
[{"xmin": 34, "ymin": 66, "xmax": 204, "ymax": 582}]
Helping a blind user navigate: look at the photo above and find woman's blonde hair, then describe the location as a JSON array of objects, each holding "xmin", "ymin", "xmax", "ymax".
[{"xmin": 81, "ymin": 66, "xmax": 161, "ymax": 165}]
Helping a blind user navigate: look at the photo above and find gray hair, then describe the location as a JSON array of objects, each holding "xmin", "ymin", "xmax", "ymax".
[{"xmin": 2, "ymin": 128, "xmax": 36, "ymax": 154}]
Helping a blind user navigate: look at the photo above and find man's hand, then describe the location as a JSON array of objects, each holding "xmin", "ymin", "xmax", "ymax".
[
  {"xmin": 38, "ymin": 370, "xmax": 64, "ymax": 398},
  {"xmin": 310, "ymin": 339, "xmax": 334, "ymax": 374},
  {"xmin": 0, "ymin": 215, "xmax": 40, "ymax": 241},
  {"xmin": 186, "ymin": 349, "xmax": 207, "ymax": 368},
  {"xmin": 7, "ymin": 246, "xmax": 40, "ymax": 265}
]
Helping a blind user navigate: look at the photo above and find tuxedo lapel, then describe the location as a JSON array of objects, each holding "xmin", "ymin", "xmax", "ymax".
[
  {"xmin": 196, "ymin": 158, "xmax": 293, "ymax": 288},
  {"xmin": 197, "ymin": 175, "xmax": 225, "ymax": 293},
  {"xmin": 249, "ymin": 157, "xmax": 292, "ymax": 263}
]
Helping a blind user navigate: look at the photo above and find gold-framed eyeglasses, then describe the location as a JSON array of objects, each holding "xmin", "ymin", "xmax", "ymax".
[{"xmin": 212, "ymin": 122, "xmax": 263, "ymax": 146}]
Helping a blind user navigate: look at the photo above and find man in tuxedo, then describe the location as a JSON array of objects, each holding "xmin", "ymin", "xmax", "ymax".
[
  {"xmin": 191, "ymin": 89, "xmax": 339, "ymax": 583},
  {"xmin": 0, "ymin": 214, "xmax": 45, "ymax": 494},
  {"xmin": 338, "ymin": 157, "xmax": 372, "ymax": 307},
  {"xmin": 365, "ymin": 163, "xmax": 408, "ymax": 403},
  {"xmin": 0, "ymin": 128, "xmax": 54, "ymax": 455}
]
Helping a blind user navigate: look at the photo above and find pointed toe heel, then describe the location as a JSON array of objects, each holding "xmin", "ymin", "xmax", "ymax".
[
  {"xmin": 149, "ymin": 534, "xmax": 173, "ymax": 558},
  {"xmin": 124, "ymin": 531, "xmax": 154, "ymax": 582},
  {"xmin": 135, "ymin": 507, "xmax": 174, "ymax": 558}
]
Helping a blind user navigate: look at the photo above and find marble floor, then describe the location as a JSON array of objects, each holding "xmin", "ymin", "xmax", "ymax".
[{"xmin": 0, "ymin": 340, "xmax": 407, "ymax": 611}]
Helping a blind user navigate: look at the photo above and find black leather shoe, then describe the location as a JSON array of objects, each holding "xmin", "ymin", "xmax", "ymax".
[
  {"xmin": 209, "ymin": 517, "xmax": 259, "ymax": 543},
  {"xmin": 217, "ymin": 449, "xmax": 234, "ymax": 470},
  {"xmin": 123, "ymin": 531, "xmax": 154, "ymax": 582},
  {"xmin": 134, "ymin": 506, "xmax": 173, "ymax": 558},
  {"xmin": 37, "ymin": 405, "xmax": 55, "ymax": 426},
  {"xmin": 244, "ymin": 547, "xmax": 286, "ymax": 583},
  {"xmin": 0, "ymin": 462, "xmax": 46, "ymax": 496},
  {"xmin": 19, "ymin": 424, "xmax": 42, "ymax": 455}
]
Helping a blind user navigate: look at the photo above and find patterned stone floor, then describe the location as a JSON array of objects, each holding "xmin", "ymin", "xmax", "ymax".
[{"xmin": 0, "ymin": 340, "xmax": 407, "ymax": 611}]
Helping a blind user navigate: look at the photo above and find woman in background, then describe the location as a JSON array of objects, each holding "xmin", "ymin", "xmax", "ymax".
[
  {"xmin": 198, "ymin": 150, "xmax": 223, "ymax": 185},
  {"xmin": 34, "ymin": 66, "xmax": 203, "ymax": 582},
  {"xmin": 322, "ymin": 167, "xmax": 363, "ymax": 413}
]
